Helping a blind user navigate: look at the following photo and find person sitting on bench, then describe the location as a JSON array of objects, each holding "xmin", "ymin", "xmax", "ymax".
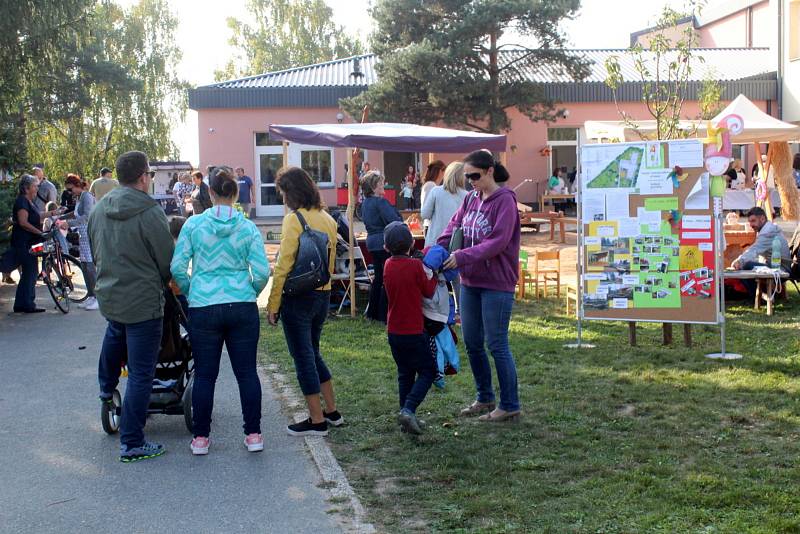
[{"xmin": 731, "ymin": 207, "xmax": 790, "ymax": 296}]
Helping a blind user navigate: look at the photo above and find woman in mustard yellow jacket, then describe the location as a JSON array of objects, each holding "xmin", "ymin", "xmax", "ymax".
[{"xmin": 267, "ymin": 167, "xmax": 343, "ymax": 437}]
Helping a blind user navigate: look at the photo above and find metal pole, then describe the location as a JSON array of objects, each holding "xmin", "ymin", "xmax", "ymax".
[
  {"xmin": 706, "ymin": 203, "xmax": 742, "ymax": 359},
  {"xmin": 565, "ymin": 136, "xmax": 594, "ymax": 349},
  {"xmin": 347, "ymin": 150, "xmax": 356, "ymax": 317}
]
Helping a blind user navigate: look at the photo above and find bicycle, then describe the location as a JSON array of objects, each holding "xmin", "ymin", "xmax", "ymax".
[{"xmin": 29, "ymin": 228, "xmax": 89, "ymax": 313}]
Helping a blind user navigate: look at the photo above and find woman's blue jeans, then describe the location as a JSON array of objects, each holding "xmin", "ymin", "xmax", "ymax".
[
  {"xmin": 189, "ymin": 302, "xmax": 262, "ymax": 437},
  {"xmin": 281, "ymin": 291, "xmax": 332, "ymax": 396},
  {"xmin": 459, "ymin": 285, "xmax": 520, "ymax": 412}
]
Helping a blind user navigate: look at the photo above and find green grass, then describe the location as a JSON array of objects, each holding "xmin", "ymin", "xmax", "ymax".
[{"xmin": 260, "ymin": 290, "xmax": 800, "ymax": 533}]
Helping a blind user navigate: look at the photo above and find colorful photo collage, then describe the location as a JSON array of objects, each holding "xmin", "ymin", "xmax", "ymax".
[{"xmin": 583, "ymin": 220, "xmax": 682, "ymax": 310}]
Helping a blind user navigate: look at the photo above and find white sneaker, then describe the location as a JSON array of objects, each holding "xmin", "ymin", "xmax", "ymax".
[{"xmin": 83, "ymin": 297, "xmax": 99, "ymax": 310}]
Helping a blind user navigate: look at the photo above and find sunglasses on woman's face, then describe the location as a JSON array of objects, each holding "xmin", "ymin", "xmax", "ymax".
[{"xmin": 465, "ymin": 172, "xmax": 483, "ymax": 181}]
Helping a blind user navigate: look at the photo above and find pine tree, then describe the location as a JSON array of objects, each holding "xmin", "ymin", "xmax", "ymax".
[{"xmin": 341, "ymin": 0, "xmax": 589, "ymax": 133}]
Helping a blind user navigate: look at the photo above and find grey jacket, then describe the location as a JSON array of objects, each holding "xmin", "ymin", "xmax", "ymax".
[
  {"xmin": 421, "ymin": 186, "xmax": 468, "ymax": 247},
  {"xmin": 735, "ymin": 221, "xmax": 791, "ymax": 270},
  {"xmin": 88, "ymin": 186, "xmax": 174, "ymax": 324}
]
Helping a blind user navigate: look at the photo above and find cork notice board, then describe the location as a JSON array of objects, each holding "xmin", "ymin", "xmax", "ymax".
[{"xmin": 579, "ymin": 140, "xmax": 720, "ymax": 324}]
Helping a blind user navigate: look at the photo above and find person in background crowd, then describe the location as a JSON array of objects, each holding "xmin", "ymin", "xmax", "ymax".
[
  {"xmin": 421, "ymin": 161, "xmax": 468, "ymax": 248},
  {"xmin": 91, "ymin": 150, "xmax": 175, "ymax": 463},
  {"xmin": 267, "ymin": 166, "xmax": 342, "ymax": 437},
  {"xmin": 235, "ymin": 167, "xmax": 255, "ymax": 217},
  {"xmin": 172, "ymin": 172, "xmax": 193, "ymax": 217},
  {"xmin": 359, "ymin": 161, "xmax": 371, "ymax": 178},
  {"xmin": 547, "ymin": 168, "xmax": 566, "ymax": 194},
  {"xmin": 360, "ymin": 170, "xmax": 402, "ymax": 323},
  {"xmin": 32, "ymin": 167, "xmax": 58, "ymax": 213},
  {"xmin": 793, "ymin": 153, "xmax": 800, "ymax": 188},
  {"xmin": 61, "ymin": 174, "xmax": 77, "ymax": 212},
  {"xmin": 412, "ymin": 169, "xmax": 422, "ymax": 209},
  {"xmin": 420, "ymin": 160, "xmax": 446, "ymax": 233},
  {"xmin": 400, "ymin": 176, "xmax": 414, "ymax": 210},
  {"xmin": 66, "ymin": 175, "xmax": 99, "ymax": 310},
  {"xmin": 189, "ymin": 171, "xmax": 212, "ymax": 215},
  {"xmin": 172, "ymin": 166, "xmax": 269, "ymax": 455},
  {"xmin": 438, "ymin": 149, "xmax": 522, "ymax": 423},
  {"xmin": 89, "ymin": 167, "xmax": 119, "ymax": 201},
  {"xmin": 0, "ymin": 175, "xmax": 62, "ymax": 312}
]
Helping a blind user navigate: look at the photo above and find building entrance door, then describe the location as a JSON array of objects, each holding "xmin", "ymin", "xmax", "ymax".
[{"xmin": 255, "ymin": 146, "xmax": 285, "ymax": 217}]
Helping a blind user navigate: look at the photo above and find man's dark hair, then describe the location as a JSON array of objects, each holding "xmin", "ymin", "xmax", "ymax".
[
  {"xmin": 746, "ymin": 207, "xmax": 767, "ymax": 219},
  {"xmin": 99, "ymin": 167, "xmax": 112, "ymax": 176},
  {"xmin": 115, "ymin": 151, "xmax": 149, "ymax": 185}
]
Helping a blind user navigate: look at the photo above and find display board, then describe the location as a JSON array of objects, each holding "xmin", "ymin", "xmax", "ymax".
[{"xmin": 579, "ymin": 140, "xmax": 720, "ymax": 324}]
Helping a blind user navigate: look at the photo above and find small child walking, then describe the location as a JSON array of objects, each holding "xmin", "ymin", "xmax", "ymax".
[{"xmin": 382, "ymin": 221, "xmax": 438, "ymax": 434}]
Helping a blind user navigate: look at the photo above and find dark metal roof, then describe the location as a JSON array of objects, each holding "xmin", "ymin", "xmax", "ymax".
[{"xmin": 189, "ymin": 49, "xmax": 776, "ymax": 110}]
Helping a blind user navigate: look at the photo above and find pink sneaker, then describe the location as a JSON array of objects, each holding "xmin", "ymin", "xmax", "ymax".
[
  {"xmin": 244, "ymin": 433, "xmax": 264, "ymax": 452},
  {"xmin": 190, "ymin": 436, "xmax": 210, "ymax": 455}
]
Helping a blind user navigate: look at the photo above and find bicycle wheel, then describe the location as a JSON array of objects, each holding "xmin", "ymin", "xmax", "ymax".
[
  {"xmin": 62, "ymin": 254, "xmax": 89, "ymax": 303},
  {"xmin": 44, "ymin": 260, "xmax": 70, "ymax": 313}
]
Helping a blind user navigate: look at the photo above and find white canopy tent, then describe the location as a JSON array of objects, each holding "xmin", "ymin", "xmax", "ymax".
[{"xmin": 584, "ymin": 95, "xmax": 800, "ymax": 144}]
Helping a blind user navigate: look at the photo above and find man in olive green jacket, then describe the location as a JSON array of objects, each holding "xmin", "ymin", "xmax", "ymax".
[{"xmin": 88, "ymin": 150, "xmax": 175, "ymax": 463}]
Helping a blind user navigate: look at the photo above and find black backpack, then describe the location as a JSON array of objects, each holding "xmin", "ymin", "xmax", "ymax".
[{"xmin": 283, "ymin": 210, "xmax": 331, "ymax": 296}]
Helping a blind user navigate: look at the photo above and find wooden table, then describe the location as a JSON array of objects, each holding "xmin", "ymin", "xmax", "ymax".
[
  {"xmin": 520, "ymin": 217, "xmax": 550, "ymax": 233},
  {"xmin": 540, "ymin": 193, "xmax": 575, "ymax": 212},
  {"xmin": 723, "ymin": 269, "xmax": 789, "ymax": 315},
  {"xmin": 550, "ymin": 217, "xmax": 578, "ymax": 243}
]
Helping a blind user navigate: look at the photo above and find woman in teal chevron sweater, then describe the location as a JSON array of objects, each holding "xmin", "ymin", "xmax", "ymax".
[{"xmin": 171, "ymin": 166, "xmax": 270, "ymax": 456}]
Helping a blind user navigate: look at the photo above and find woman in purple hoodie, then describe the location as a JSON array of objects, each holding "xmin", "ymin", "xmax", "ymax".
[{"xmin": 439, "ymin": 149, "xmax": 521, "ymax": 422}]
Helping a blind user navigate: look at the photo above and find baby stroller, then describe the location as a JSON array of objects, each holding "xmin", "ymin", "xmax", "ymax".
[{"xmin": 100, "ymin": 290, "xmax": 195, "ymax": 434}]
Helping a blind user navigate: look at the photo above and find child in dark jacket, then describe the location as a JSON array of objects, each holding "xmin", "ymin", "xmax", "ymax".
[{"xmin": 382, "ymin": 221, "xmax": 438, "ymax": 434}]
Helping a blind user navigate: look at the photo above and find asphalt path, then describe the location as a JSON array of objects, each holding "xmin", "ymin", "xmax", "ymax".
[{"xmin": 0, "ymin": 280, "xmax": 340, "ymax": 533}]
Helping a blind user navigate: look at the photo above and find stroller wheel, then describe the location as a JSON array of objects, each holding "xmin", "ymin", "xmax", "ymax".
[
  {"xmin": 182, "ymin": 375, "xmax": 194, "ymax": 434},
  {"xmin": 100, "ymin": 390, "xmax": 122, "ymax": 435}
]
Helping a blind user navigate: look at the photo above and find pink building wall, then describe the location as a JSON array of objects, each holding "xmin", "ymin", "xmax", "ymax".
[{"xmin": 197, "ymin": 99, "xmax": 772, "ymax": 207}]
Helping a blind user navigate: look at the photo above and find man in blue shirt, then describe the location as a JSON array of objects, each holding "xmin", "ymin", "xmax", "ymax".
[{"xmin": 235, "ymin": 167, "xmax": 255, "ymax": 217}]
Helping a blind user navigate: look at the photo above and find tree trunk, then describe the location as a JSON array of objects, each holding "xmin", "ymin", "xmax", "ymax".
[{"xmin": 488, "ymin": 28, "xmax": 500, "ymax": 133}]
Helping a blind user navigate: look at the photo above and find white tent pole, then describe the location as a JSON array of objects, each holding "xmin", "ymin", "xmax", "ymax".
[{"xmin": 347, "ymin": 150, "xmax": 356, "ymax": 317}]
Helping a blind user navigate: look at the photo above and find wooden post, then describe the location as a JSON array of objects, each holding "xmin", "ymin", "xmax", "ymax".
[
  {"xmin": 662, "ymin": 323, "xmax": 673, "ymax": 345},
  {"xmin": 683, "ymin": 324, "xmax": 692, "ymax": 348},
  {"xmin": 628, "ymin": 322, "xmax": 637, "ymax": 346},
  {"xmin": 346, "ymin": 150, "xmax": 356, "ymax": 317}
]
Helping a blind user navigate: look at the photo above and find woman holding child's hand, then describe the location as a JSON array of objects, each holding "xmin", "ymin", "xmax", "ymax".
[{"xmin": 437, "ymin": 149, "xmax": 522, "ymax": 422}]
